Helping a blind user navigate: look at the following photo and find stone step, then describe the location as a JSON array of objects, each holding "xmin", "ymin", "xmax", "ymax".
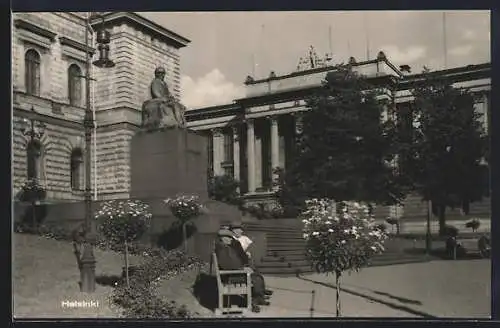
[
  {"xmin": 267, "ymin": 244, "xmax": 305, "ymax": 253},
  {"xmin": 261, "ymin": 254, "xmax": 308, "ymax": 262},
  {"xmin": 259, "ymin": 265, "xmax": 313, "ymax": 275},
  {"xmin": 267, "ymin": 240, "xmax": 306, "ymax": 246},
  {"xmin": 246, "ymin": 227, "xmax": 300, "ymax": 233},
  {"xmin": 266, "ymin": 235, "xmax": 304, "ymax": 240},
  {"xmin": 258, "ymin": 255, "xmax": 429, "ymax": 275},
  {"xmin": 267, "ymin": 249, "xmax": 308, "ymax": 256},
  {"xmin": 258, "ymin": 259, "xmax": 311, "ymax": 268}
]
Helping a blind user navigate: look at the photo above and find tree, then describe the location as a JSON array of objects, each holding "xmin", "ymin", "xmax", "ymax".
[
  {"xmin": 302, "ymin": 199, "xmax": 387, "ymax": 316},
  {"xmin": 408, "ymin": 68, "xmax": 489, "ymax": 235},
  {"xmin": 279, "ymin": 65, "xmax": 406, "ymax": 210},
  {"xmin": 95, "ymin": 199, "xmax": 152, "ymax": 287}
]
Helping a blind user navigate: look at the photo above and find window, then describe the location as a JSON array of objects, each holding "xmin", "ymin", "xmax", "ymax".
[
  {"xmin": 70, "ymin": 148, "xmax": 83, "ymax": 190},
  {"xmin": 25, "ymin": 49, "xmax": 41, "ymax": 96},
  {"xmin": 27, "ymin": 140, "xmax": 42, "ymax": 180},
  {"xmin": 68, "ymin": 64, "xmax": 82, "ymax": 106}
]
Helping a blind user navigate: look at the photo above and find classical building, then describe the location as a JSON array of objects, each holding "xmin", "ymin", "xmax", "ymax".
[
  {"xmin": 11, "ymin": 12, "xmax": 490, "ymax": 219},
  {"xmin": 186, "ymin": 51, "xmax": 491, "ymax": 218},
  {"xmin": 12, "ymin": 12, "xmax": 190, "ymax": 202}
]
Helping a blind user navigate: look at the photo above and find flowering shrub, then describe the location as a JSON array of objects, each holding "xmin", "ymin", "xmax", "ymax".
[
  {"xmin": 301, "ymin": 199, "xmax": 388, "ymax": 316},
  {"xmin": 111, "ymin": 250, "xmax": 205, "ymax": 318},
  {"xmin": 95, "ymin": 200, "xmax": 153, "ymax": 245},
  {"xmin": 164, "ymin": 195, "xmax": 204, "ymax": 253},
  {"xmin": 16, "ymin": 178, "xmax": 46, "ymax": 202},
  {"xmin": 95, "ymin": 199, "xmax": 153, "ymax": 287},
  {"xmin": 164, "ymin": 195, "xmax": 204, "ymax": 222}
]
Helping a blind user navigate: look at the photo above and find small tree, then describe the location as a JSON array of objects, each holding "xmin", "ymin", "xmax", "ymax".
[
  {"xmin": 95, "ymin": 199, "xmax": 152, "ymax": 287},
  {"xmin": 16, "ymin": 178, "xmax": 47, "ymax": 230},
  {"xmin": 164, "ymin": 195, "xmax": 204, "ymax": 254},
  {"xmin": 302, "ymin": 199, "xmax": 387, "ymax": 317}
]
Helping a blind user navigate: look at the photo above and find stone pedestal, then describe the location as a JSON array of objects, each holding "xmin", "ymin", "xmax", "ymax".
[{"xmin": 130, "ymin": 128, "xmax": 208, "ymax": 200}]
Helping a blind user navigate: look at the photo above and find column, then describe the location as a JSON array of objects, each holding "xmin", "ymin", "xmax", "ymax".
[
  {"xmin": 269, "ymin": 116, "xmax": 280, "ymax": 189},
  {"xmin": 232, "ymin": 125, "xmax": 240, "ymax": 186},
  {"xmin": 483, "ymin": 93, "xmax": 489, "ymax": 134},
  {"xmin": 246, "ymin": 119, "xmax": 256, "ymax": 193},
  {"xmin": 212, "ymin": 128, "xmax": 224, "ymax": 176}
]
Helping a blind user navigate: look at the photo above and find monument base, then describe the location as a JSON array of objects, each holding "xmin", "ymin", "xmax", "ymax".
[{"xmin": 130, "ymin": 127, "xmax": 208, "ymax": 200}]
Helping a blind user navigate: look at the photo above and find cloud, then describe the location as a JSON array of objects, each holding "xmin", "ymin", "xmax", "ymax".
[
  {"xmin": 181, "ymin": 69, "xmax": 245, "ymax": 109},
  {"xmin": 378, "ymin": 45, "xmax": 427, "ymax": 64},
  {"xmin": 449, "ymin": 44, "xmax": 473, "ymax": 57}
]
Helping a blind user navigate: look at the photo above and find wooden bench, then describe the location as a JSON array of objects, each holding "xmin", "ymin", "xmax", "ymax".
[{"xmin": 210, "ymin": 252, "xmax": 253, "ymax": 316}]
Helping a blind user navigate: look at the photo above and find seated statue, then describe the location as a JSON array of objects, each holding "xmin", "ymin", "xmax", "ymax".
[{"xmin": 142, "ymin": 67, "xmax": 187, "ymax": 131}]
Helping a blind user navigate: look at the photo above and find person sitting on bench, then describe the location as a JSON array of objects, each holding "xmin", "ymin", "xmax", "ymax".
[
  {"xmin": 228, "ymin": 224, "xmax": 273, "ymax": 298},
  {"xmin": 215, "ymin": 228, "xmax": 270, "ymax": 311}
]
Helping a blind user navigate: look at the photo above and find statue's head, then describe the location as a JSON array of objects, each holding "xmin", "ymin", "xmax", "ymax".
[{"xmin": 154, "ymin": 67, "xmax": 166, "ymax": 79}]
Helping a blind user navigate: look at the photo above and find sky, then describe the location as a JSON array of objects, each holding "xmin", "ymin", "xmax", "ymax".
[{"xmin": 138, "ymin": 11, "xmax": 491, "ymax": 109}]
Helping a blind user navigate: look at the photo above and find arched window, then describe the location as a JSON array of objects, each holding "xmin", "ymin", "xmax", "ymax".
[
  {"xmin": 25, "ymin": 49, "xmax": 41, "ymax": 96},
  {"xmin": 68, "ymin": 64, "xmax": 82, "ymax": 106},
  {"xmin": 27, "ymin": 140, "xmax": 42, "ymax": 180},
  {"xmin": 70, "ymin": 148, "xmax": 83, "ymax": 190}
]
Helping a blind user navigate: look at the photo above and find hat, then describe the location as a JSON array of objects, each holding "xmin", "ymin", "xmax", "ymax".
[{"xmin": 217, "ymin": 229, "xmax": 235, "ymax": 238}]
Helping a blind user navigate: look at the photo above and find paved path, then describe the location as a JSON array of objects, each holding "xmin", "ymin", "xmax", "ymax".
[{"xmin": 247, "ymin": 259, "xmax": 490, "ymax": 318}]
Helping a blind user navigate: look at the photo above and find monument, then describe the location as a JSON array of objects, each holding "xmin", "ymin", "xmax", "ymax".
[
  {"xmin": 130, "ymin": 66, "xmax": 208, "ymax": 200},
  {"xmin": 129, "ymin": 67, "xmax": 242, "ymax": 262}
]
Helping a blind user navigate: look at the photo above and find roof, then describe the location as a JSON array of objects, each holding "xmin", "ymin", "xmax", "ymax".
[{"xmin": 90, "ymin": 12, "xmax": 190, "ymax": 49}]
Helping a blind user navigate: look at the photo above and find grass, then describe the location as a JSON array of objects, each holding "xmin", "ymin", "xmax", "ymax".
[
  {"xmin": 13, "ymin": 233, "xmax": 146, "ymax": 318},
  {"xmin": 13, "ymin": 232, "xmax": 214, "ymax": 319}
]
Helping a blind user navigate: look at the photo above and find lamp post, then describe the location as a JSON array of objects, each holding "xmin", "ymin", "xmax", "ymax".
[
  {"xmin": 21, "ymin": 106, "xmax": 47, "ymax": 150},
  {"xmin": 79, "ymin": 12, "xmax": 115, "ymax": 293},
  {"xmin": 21, "ymin": 106, "xmax": 46, "ymax": 230}
]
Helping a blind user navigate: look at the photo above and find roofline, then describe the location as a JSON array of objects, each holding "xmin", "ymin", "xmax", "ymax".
[
  {"xmin": 402, "ymin": 63, "xmax": 491, "ymax": 82},
  {"xmin": 91, "ymin": 12, "xmax": 191, "ymax": 48},
  {"xmin": 244, "ymin": 57, "xmax": 404, "ymax": 85}
]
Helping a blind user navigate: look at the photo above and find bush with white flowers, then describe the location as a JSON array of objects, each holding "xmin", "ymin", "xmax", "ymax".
[
  {"xmin": 95, "ymin": 199, "xmax": 153, "ymax": 287},
  {"xmin": 301, "ymin": 199, "xmax": 388, "ymax": 317},
  {"xmin": 164, "ymin": 195, "xmax": 204, "ymax": 253}
]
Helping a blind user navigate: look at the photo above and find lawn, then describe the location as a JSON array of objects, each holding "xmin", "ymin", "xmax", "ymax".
[
  {"xmin": 13, "ymin": 233, "xmax": 213, "ymax": 319},
  {"xmin": 13, "ymin": 233, "xmax": 146, "ymax": 318}
]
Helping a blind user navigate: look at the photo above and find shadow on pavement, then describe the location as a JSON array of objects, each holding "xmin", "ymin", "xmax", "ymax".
[
  {"xmin": 297, "ymin": 275, "xmax": 437, "ymax": 318},
  {"xmin": 372, "ymin": 291, "xmax": 422, "ymax": 305}
]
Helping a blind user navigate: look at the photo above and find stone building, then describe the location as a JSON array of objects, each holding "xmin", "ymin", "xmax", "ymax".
[
  {"xmin": 12, "ymin": 12, "xmax": 190, "ymax": 202},
  {"xmin": 186, "ymin": 52, "xmax": 491, "ymax": 218},
  {"xmin": 11, "ymin": 12, "xmax": 490, "ymax": 219}
]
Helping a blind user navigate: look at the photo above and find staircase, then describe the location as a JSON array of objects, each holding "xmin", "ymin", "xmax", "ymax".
[{"xmin": 245, "ymin": 219, "xmax": 432, "ymax": 276}]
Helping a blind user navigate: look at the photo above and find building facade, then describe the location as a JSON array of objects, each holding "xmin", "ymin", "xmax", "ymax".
[
  {"xmin": 11, "ymin": 12, "xmax": 490, "ymax": 219},
  {"xmin": 12, "ymin": 12, "xmax": 190, "ymax": 202},
  {"xmin": 186, "ymin": 53, "xmax": 491, "ymax": 218}
]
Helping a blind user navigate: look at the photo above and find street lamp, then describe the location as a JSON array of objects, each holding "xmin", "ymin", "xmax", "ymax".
[
  {"xmin": 79, "ymin": 12, "xmax": 115, "ymax": 293},
  {"xmin": 20, "ymin": 106, "xmax": 46, "ymax": 230},
  {"xmin": 21, "ymin": 106, "xmax": 47, "ymax": 143}
]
